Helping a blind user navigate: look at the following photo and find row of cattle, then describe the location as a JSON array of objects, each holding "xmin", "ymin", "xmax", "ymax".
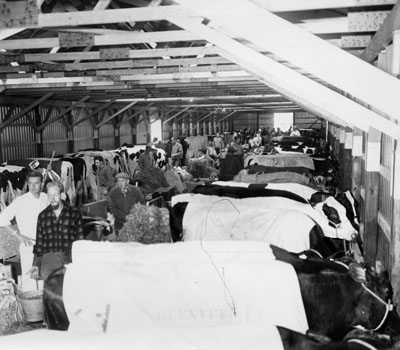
[
  {"xmin": 37, "ymin": 241, "xmax": 400, "ymax": 350},
  {"xmin": 244, "ymin": 136, "xmax": 339, "ymax": 191},
  {"xmin": 0, "ymin": 145, "xmax": 166, "ymax": 208}
]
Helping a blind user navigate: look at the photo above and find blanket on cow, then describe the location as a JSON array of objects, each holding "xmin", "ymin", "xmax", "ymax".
[
  {"xmin": 244, "ymin": 154, "xmax": 315, "ymax": 169},
  {"xmin": 0, "ymin": 325, "xmax": 284, "ymax": 349},
  {"xmin": 65, "ymin": 241, "xmax": 308, "ymax": 335},
  {"xmin": 180, "ymin": 194, "xmax": 356, "ymax": 240}
]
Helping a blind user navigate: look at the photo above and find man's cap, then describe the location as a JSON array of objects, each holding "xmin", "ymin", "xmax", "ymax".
[{"xmin": 115, "ymin": 172, "xmax": 130, "ymax": 179}]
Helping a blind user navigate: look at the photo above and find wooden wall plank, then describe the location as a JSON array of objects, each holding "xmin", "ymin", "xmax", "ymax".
[
  {"xmin": 391, "ymin": 140, "xmax": 400, "ymax": 311},
  {"xmin": 363, "ymin": 127, "xmax": 381, "ymax": 263}
]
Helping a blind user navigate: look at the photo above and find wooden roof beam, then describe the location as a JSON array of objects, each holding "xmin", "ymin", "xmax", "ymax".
[
  {"xmin": 0, "ymin": 92, "xmax": 53, "ymax": 130},
  {"xmin": 0, "ymin": 30, "xmax": 201, "ymax": 50},
  {"xmin": 72, "ymin": 98, "xmax": 117, "ymax": 127},
  {"xmin": 97, "ymin": 100, "xmax": 139, "ymax": 127},
  {"xmin": 167, "ymin": 8, "xmax": 400, "ymax": 139},
  {"xmin": 163, "ymin": 106, "xmax": 191, "ymax": 124},
  {"xmin": 197, "ymin": 110, "xmax": 217, "ymax": 122},
  {"xmin": 177, "ymin": 0, "xmax": 400, "ymax": 127},
  {"xmin": 219, "ymin": 110, "xmax": 237, "ymax": 122},
  {"xmin": 23, "ymin": 46, "xmax": 220, "ymax": 62},
  {"xmin": 361, "ymin": 1, "xmax": 400, "ymax": 62},
  {"xmin": 38, "ymin": 96, "xmax": 90, "ymax": 130},
  {"xmin": 250, "ymin": 0, "xmax": 396, "ymax": 12}
]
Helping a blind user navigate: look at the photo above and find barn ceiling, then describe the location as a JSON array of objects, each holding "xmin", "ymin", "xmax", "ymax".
[{"xmin": 0, "ymin": 0, "xmax": 400, "ymax": 138}]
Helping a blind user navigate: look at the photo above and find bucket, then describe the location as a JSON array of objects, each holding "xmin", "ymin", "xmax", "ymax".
[{"xmin": 19, "ymin": 290, "xmax": 44, "ymax": 322}]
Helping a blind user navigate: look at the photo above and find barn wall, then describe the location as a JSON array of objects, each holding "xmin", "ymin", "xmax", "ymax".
[
  {"xmin": 0, "ymin": 106, "xmax": 37, "ymax": 162},
  {"xmin": 99, "ymin": 123, "xmax": 115, "ymax": 150},
  {"xmin": 119, "ymin": 122, "xmax": 133, "ymax": 145},
  {"xmin": 232, "ymin": 112, "xmax": 273, "ymax": 133},
  {"xmin": 329, "ymin": 123, "xmax": 395, "ymax": 275},
  {"xmin": 73, "ymin": 120, "xmax": 94, "ymax": 152},
  {"xmin": 42, "ymin": 118, "xmax": 68, "ymax": 157},
  {"xmin": 293, "ymin": 111, "xmax": 322, "ymax": 130}
]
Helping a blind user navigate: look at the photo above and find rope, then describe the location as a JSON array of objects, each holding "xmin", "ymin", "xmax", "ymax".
[
  {"xmin": 355, "ymin": 283, "xmax": 393, "ymax": 332},
  {"xmin": 331, "ymin": 261, "xmax": 393, "ymax": 332},
  {"xmin": 347, "ymin": 339, "xmax": 378, "ymax": 350},
  {"xmin": 199, "ymin": 198, "xmax": 239, "ymax": 316}
]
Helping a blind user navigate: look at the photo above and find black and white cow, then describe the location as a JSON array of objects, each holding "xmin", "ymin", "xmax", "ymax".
[{"xmin": 170, "ymin": 184, "xmax": 358, "ymax": 254}]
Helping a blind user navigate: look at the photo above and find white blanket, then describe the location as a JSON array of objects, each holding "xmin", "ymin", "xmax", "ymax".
[
  {"xmin": 244, "ymin": 154, "xmax": 315, "ymax": 169},
  {"xmin": 212, "ymin": 181, "xmax": 320, "ymax": 201},
  {"xmin": 181, "ymin": 194, "xmax": 356, "ymax": 240},
  {"xmin": 65, "ymin": 241, "xmax": 308, "ymax": 335},
  {"xmin": 0, "ymin": 325, "xmax": 284, "ymax": 350}
]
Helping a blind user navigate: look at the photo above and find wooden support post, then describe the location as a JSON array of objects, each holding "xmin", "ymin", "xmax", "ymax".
[
  {"xmin": 363, "ymin": 127, "xmax": 381, "ymax": 264},
  {"xmin": 342, "ymin": 127, "xmax": 353, "ymax": 191},
  {"xmin": 93, "ymin": 129, "xmax": 99, "ymax": 150},
  {"xmin": 351, "ymin": 127, "xmax": 364, "ymax": 204},
  {"xmin": 208, "ymin": 118, "xmax": 213, "ymax": 136},
  {"xmin": 114, "ymin": 127, "xmax": 120, "ymax": 148},
  {"xmin": 338, "ymin": 127, "xmax": 346, "ymax": 189},
  {"xmin": 33, "ymin": 106, "xmax": 43, "ymax": 157},
  {"xmin": 390, "ymin": 139, "xmax": 400, "ymax": 311}
]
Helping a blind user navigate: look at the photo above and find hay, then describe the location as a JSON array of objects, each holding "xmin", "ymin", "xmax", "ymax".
[
  {"xmin": 0, "ymin": 278, "xmax": 26, "ymax": 335},
  {"xmin": 119, "ymin": 203, "xmax": 171, "ymax": 244},
  {"xmin": 0, "ymin": 228, "xmax": 20, "ymax": 260},
  {"xmin": 133, "ymin": 167, "xmax": 168, "ymax": 195}
]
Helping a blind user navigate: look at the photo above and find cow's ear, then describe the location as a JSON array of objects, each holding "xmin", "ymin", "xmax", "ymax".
[{"xmin": 349, "ymin": 263, "xmax": 367, "ymax": 283}]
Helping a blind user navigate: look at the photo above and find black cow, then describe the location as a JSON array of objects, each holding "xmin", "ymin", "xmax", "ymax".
[{"xmin": 271, "ymin": 245, "xmax": 400, "ymax": 340}]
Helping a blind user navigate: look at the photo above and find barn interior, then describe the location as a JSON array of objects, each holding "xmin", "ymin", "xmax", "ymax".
[{"xmin": 0, "ymin": 0, "xmax": 400, "ymax": 346}]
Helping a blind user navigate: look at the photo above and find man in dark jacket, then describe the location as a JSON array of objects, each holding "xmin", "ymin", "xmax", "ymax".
[
  {"xmin": 108, "ymin": 172, "xmax": 146, "ymax": 235},
  {"xmin": 220, "ymin": 147, "xmax": 244, "ymax": 181},
  {"xmin": 29, "ymin": 181, "xmax": 83, "ymax": 281}
]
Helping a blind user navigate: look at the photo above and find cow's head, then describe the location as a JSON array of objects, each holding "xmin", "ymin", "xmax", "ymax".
[
  {"xmin": 349, "ymin": 263, "xmax": 400, "ymax": 336},
  {"xmin": 312, "ymin": 195, "xmax": 358, "ymax": 240}
]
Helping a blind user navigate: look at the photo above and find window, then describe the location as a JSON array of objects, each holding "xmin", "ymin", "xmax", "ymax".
[
  {"xmin": 273, "ymin": 112, "xmax": 293, "ymax": 132},
  {"xmin": 150, "ymin": 118, "xmax": 162, "ymax": 142}
]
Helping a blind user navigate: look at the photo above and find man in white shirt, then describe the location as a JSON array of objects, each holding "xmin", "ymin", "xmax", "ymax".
[{"xmin": 0, "ymin": 170, "xmax": 49, "ymax": 291}]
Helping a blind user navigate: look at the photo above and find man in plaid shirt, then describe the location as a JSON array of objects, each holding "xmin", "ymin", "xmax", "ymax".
[{"xmin": 29, "ymin": 181, "xmax": 84, "ymax": 281}]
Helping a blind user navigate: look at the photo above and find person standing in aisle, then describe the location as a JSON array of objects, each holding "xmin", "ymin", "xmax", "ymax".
[
  {"xmin": 213, "ymin": 132, "xmax": 225, "ymax": 155},
  {"xmin": 94, "ymin": 156, "xmax": 115, "ymax": 200},
  {"xmin": 108, "ymin": 172, "xmax": 146, "ymax": 236},
  {"xmin": 29, "ymin": 181, "xmax": 83, "ymax": 281}
]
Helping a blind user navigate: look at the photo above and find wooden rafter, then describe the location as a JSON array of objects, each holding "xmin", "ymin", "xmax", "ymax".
[
  {"xmin": 250, "ymin": 0, "xmax": 396, "ymax": 12},
  {"xmin": 72, "ymin": 98, "xmax": 117, "ymax": 127},
  {"xmin": 0, "ymin": 92, "xmax": 53, "ymax": 130},
  {"xmin": 97, "ymin": 101, "xmax": 139, "ymax": 128},
  {"xmin": 163, "ymin": 106, "xmax": 191, "ymax": 124},
  {"xmin": 166, "ymin": 8, "xmax": 400, "ymax": 139},
  {"xmin": 19, "ymin": 46, "xmax": 220, "ymax": 62},
  {"xmin": 361, "ymin": 1, "xmax": 400, "ymax": 62},
  {"xmin": 176, "ymin": 0, "xmax": 400, "ymax": 127},
  {"xmin": 38, "ymin": 96, "xmax": 90, "ymax": 130},
  {"xmin": 0, "ymin": 30, "xmax": 201, "ymax": 50},
  {"xmin": 219, "ymin": 110, "xmax": 237, "ymax": 122}
]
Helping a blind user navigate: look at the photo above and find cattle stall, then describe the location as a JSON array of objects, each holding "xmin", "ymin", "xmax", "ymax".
[{"xmin": 0, "ymin": 0, "xmax": 400, "ymax": 346}]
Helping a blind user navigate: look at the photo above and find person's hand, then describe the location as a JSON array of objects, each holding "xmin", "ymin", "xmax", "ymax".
[
  {"xmin": 28, "ymin": 266, "xmax": 40, "ymax": 280},
  {"xmin": 15, "ymin": 232, "xmax": 35, "ymax": 247}
]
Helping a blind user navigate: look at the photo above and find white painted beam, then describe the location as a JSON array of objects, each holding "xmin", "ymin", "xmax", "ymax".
[
  {"xmin": 177, "ymin": 0, "xmax": 400, "ymax": 127},
  {"xmin": 166, "ymin": 10, "xmax": 400, "ymax": 139},
  {"xmin": 250, "ymin": 0, "xmax": 396, "ymax": 12},
  {"xmin": 0, "ymin": 30, "xmax": 201, "ymax": 50}
]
